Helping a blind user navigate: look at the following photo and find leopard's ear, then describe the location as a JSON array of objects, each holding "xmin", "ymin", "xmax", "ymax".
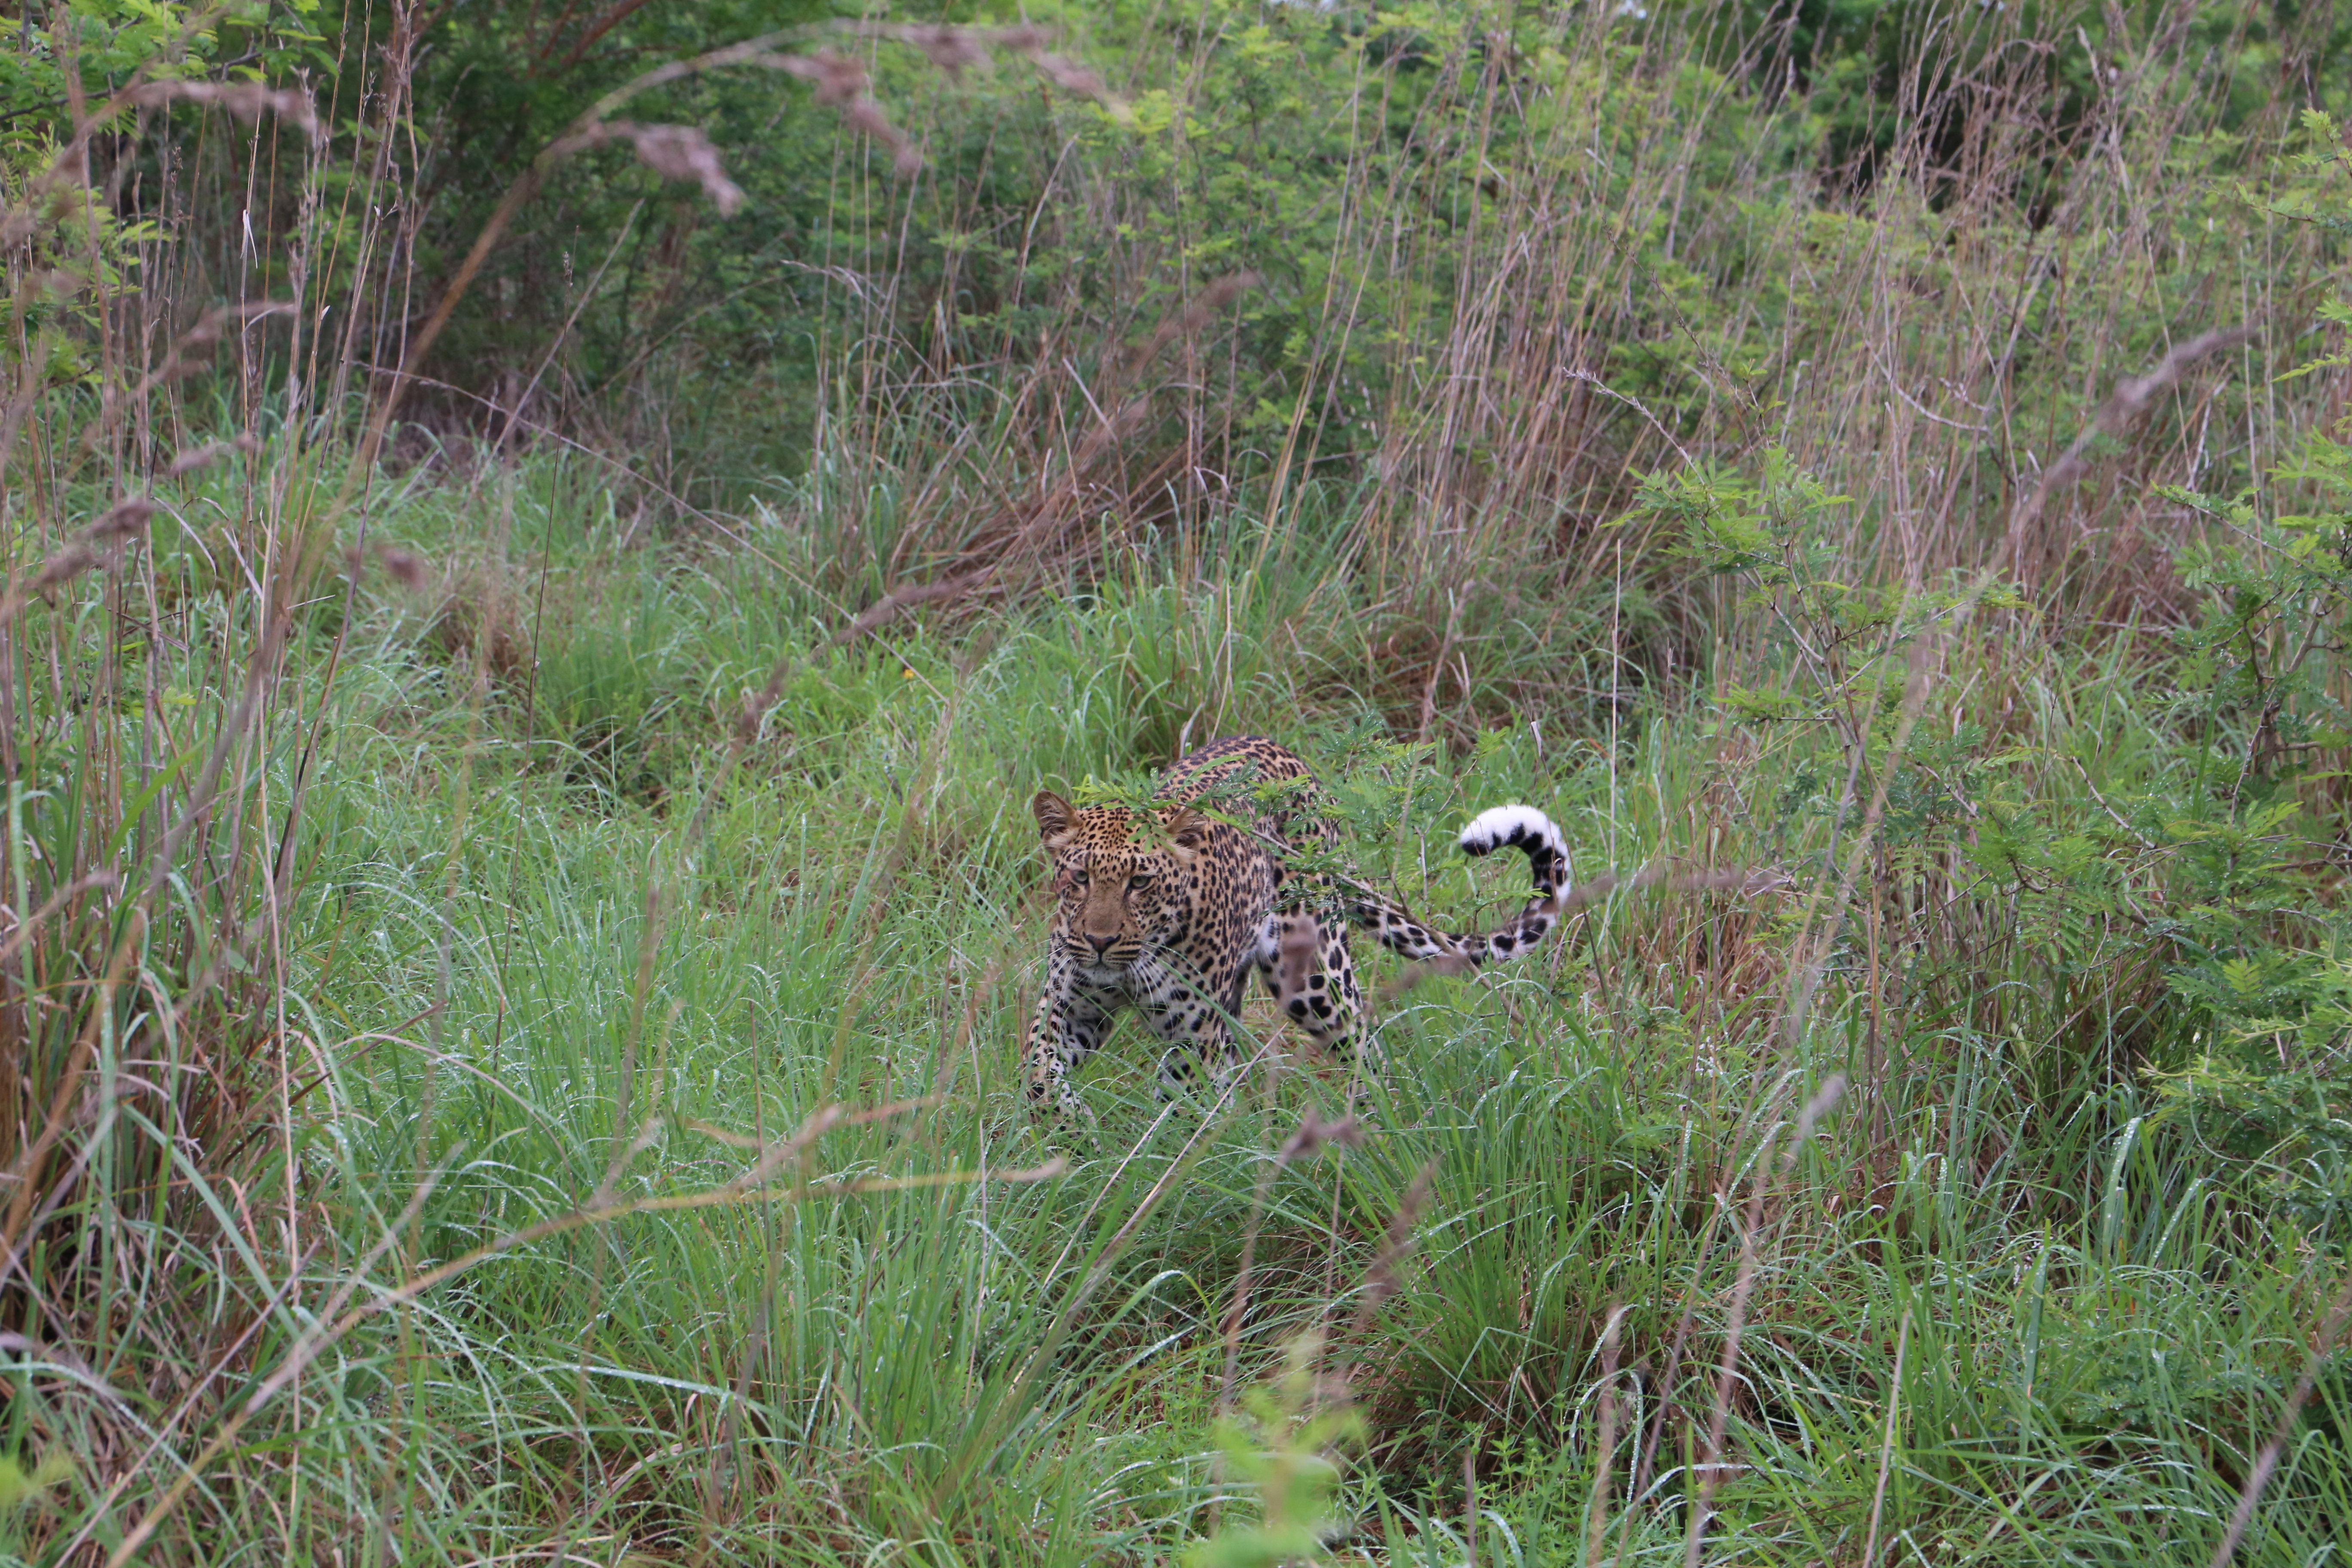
[
  {"xmin": 1033, "ymin": 790, "xmax": 1076, "ymax": 849},
  {"xmin": 1165, "ymin": 805, "xmax": 1211, "ymax": 852}
]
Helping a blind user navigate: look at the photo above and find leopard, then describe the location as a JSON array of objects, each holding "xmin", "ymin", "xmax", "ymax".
[{"xmin": 1024, "ymin": 735, "xmax": 1571, "ymax": 1112}]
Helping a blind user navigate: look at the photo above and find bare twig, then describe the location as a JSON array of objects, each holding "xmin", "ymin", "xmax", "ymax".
[
  {"xmin": 1860, "ymin": 1310, "xmax": 1911, "ymax": 1568},
  {"xmin": 2004, "ymin": 325, "xmax": 2259, "ymax": 578},
  {"xmin": 1563, "ymin": 369, "xmax": 1694, "ymax": 465},
  {"xmin": 1218, "ymin": 1109, "xmax": 1363, "ymax": 1416},
  {"xmin": 1586, "ymin": 1305, "xmax": 1631, "ymax": 1565},
  {"xmin": 2208, "ymin": 1264, "xmax": 2352, "ymax": 1568},
  {"xmin": 1326, "ymin": 1159, "xmax": 1437, "ymax": 1397},
  {"xmin": 0, "ymin": 873, "xmax": 117, "ymax": 969},
  {"xmin": 1683, "ymin": 1075, "xmax": 1846, "ymax": 1568}
]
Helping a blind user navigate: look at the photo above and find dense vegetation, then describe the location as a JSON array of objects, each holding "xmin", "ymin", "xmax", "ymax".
[{"xmin": 6, "ymin": 0, "xmax": 2352, "ymax": 1562}]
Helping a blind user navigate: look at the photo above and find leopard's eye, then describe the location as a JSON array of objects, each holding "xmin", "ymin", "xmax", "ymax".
[
  {"xmin": 1071, "ymin": 869, "xmax": 1089, "ymax": 885},
  {"xmin": 1128, "ymin": 874, "xmax": 1154, "ymax": 891}
]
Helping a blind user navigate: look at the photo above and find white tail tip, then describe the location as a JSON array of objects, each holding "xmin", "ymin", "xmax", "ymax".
[{"xmin": 1458, "ymin": 804, "xmax": 1566, "ymax": 860}]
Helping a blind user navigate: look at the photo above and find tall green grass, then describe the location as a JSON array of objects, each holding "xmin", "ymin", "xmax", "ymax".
[
  {"xmin": 8, "ymin": 3, "xmax": 2352, "ymax": 1563},
  {"xmin": 5, "ymin": 444, "xmax": 2343, "ymax": 1559}
]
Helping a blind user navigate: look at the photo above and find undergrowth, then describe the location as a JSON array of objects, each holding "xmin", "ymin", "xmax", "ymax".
[{"xmin": 6, "ymin": 3, "xmax": 2352, "ymax": 1565}]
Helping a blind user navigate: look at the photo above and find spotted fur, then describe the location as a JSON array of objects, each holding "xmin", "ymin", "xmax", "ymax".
[{"xmin": 1025, "ymin": 736, "xmax": 1571, "ymax": 1112}]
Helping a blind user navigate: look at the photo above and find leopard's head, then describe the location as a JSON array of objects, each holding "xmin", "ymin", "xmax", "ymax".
[{"xmin": 1032, "ymin": 791, "xmax": 1210, "ymax": 975}]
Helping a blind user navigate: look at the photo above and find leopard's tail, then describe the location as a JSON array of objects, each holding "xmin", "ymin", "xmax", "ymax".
[{"xmin": 1355, "ymin": 804, "xmax": 1571, "ymax": 969}]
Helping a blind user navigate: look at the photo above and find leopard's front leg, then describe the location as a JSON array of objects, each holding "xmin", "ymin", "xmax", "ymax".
[
  {"xmin": 1132, "ymin": 957, "xmax": 1243, "ymax": 1101},
  {"xmin": 1025, "ymin": 960, "xmax": 1115, "ymax": 1113}
]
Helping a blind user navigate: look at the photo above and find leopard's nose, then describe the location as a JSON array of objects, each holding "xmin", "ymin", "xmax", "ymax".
[{"xmin": 1085, "ymin": 933, "xmax": 1116, "ymax": 957}]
